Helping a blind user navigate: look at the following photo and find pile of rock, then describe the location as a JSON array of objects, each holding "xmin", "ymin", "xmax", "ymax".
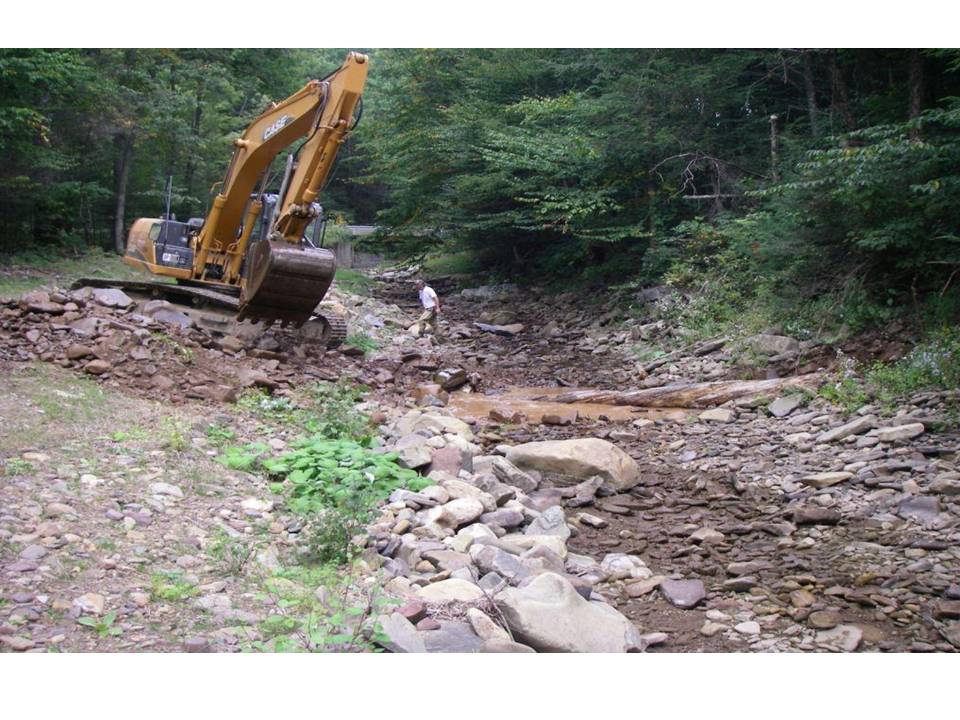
[{"xmin": 367, "ymin": 407, "xmax": 665, "ymax": 652}]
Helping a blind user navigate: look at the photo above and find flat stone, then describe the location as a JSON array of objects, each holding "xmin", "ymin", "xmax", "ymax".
[
  {"xmin": 421, "ymin": 620, "xmax": 484, "ymax": 653},
  {"xmin": 817, "ymin": 415, "xmax": 876, "ymax": 443},
  {"xmin": 504, "ymin": 438, "xmax": 640, "ymax": 492},
  {"xmin": 0, "ymin": 635, "xmax": 35, "ymax": 651},
  {"xmin": 875, "ymin": 423, "xmax": 924, "ymax": 442},
  {"xmin": 73, "ymin": 592, "xmax": 106, "ymax": 615},
  {"xmin": 659, "ymin": 578, "xmax": 706, "ymax": 609},
  {"xmin": 698, "ymin": 408, "xmax": 735, "ymax": 423},
  {"xmin": 816, "ymin": 624, "xmax": 862, "ymax": 652},
  {"xmin": 793, "ymin": 507, "xmax": 841, "ymax": 525},
  {"xmin": 898, "ymin": 496, "xmax": 941, "ymax": 523},
  {"xmin": 734, "ymin": 621, "xmax": 761, "ymax": 635},
  {"xmin": 19, "ymin": 545, "xmax": 48, "ymax": 562},
  {"xmin": 625, "ymin": 576, "xmax": 666, "ymax": 598},
  {"xmin": 807, "ymin": 610, "xmax": 841, "ymax": 629},
  {"xmin": 416, "ymin": 579, "xmax": 484, "ymax": 603},
  {"xmin": 150, "ymin": 482, "xmax": 184, "ymax": 498},
  {"xmin": 768, "ymin": 395, "xmax": 803, "ymax": 418},
  {"xmin": 801, "ymin": 471, "xmax": 853, "ymax": 488}
]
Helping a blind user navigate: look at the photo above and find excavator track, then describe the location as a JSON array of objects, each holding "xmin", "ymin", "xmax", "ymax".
[
  {"xmin": 238, "ymin": 242, "xmax": 336, "ymax": 326},
  {"xmin": 72, "ymin": 277, "xmax": 347, "ymax": 349}
]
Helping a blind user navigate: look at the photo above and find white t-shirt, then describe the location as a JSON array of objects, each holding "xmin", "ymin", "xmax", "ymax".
[{"xmin": 419, "ymin": 286, "xmax": 438, "ymax": 310}]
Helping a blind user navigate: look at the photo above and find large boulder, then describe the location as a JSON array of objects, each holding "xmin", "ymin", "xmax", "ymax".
[
  {"xmin": 495, "ymin": 572, "xmax": 643, "ymax": 652},
  {"xmin": 504, "ymin": 438, "xmax": 640, "ymax": 492},
  {"xmin": 745, "ymin": 334, "xmax": 800, "ymax": 356}
]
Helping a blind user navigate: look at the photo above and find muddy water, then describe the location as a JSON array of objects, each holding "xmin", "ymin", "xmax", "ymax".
[{"xmin": 447, "ymin": 386, "xmax": 689, "ymax": 423}]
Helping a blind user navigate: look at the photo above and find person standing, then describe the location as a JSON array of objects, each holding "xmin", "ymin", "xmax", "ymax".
[{"xmin": 415, "ymin": 279, "xmax": 441, "ymax": 337}]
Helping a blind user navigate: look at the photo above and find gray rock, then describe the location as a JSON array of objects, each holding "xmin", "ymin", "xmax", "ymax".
[
  {"xmin": 470, "ymin": 544, "xmax": 530, "ymax": 585},
  {"xmin": 495, "ymin": 572, "xmax": 643, "ymax": 652},
  {"xmin": 816, "ymin": 415, "xmax": 876, "ymax": 443},
  {"xmin": 768, "ymin": 394, "xmax": 803, "ymax": 418},
  {"xmin": 525, "ymin": 505, "xmax": 571, "ymax": 540},
  {"xmin": 504, "ymin": 438, "xmax": 640, "ymax": 492},
  {"xmin": 421, "ymin": 621, "xmax": 484, "ymax": 652},
  {"xmin": 377, "ymin": 612, "xmax": 427, "ymax": 653},
  {"xmin": 659, "ymin": 578, "xmax": 706, "ymax": 609},
  {"xmin": 898, "ymin": 496, "xmax": 941, "ymax": 523},
  {"xmin": 875, "ymin": 423, "xmax": 925, "ymax": 442},
  {"xmin": 746, "ymin": 334, "xmax": 800, "ymax": 356},
  {"xmin": 472, "ymin": 455, "xmax": 539, "ymax": 493}
]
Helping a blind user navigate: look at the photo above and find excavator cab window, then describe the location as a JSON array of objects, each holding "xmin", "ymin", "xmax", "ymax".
[{"xmin": 155, "ymin": 220, "xmax": 194, "ymax": 270}]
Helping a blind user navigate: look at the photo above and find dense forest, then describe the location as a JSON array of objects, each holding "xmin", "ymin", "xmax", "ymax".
[{"xmin": 2, "ymin": 48, "xmax": 959, "ymax": 332}]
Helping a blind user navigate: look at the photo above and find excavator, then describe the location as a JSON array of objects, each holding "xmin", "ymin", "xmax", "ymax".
[{"xmin": 77, "ymin": 51, "xmax": 369, "ymax": 347}]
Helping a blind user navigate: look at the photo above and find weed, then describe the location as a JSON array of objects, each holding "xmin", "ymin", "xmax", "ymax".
[
  {"xmin": 216, "ymin": 442, "xmax": 270, "ymax": 471},
  {"xmin": 819, "ymin": 375, "xmax": 870, "ymax": 414},
  {"xmin": 334, "ymin": 268, "xmax": 374, "ymax": 296},
  {"xmin": 161, "ymin": 417, "xmax": 189, "ymax": 452},
  {"xmin": 3, "ymin": 458, "xmax": 34, "ymax": 476},
  {"xmin": 152, "ymin": 332, "xmax": 195, "ymax": 364},
  {"xmin": 344, "ymin": 332, "xmax": 379, "ymax": 357},
  {"xmin": 301, "ymin": 380, "xmax": 371, "ymax": 440},
  {"xmin": 237, "ymin": 389, "xmax": 297, "ymax": 423},
  {"xmin": 205, "ymin": 423, "xmax": 236, "ymax": 446},
  {"xmin": 109, "ymin": 427, "xmax": 150, "ymax": 443},
  {"xmin": 207, "ymin": 528, "xmax": 254, "ymax": 574},
  {"xmin": 150, "ymin": 571, "xmax": 198, "ymax": 602},
  {"xmin": 77, "ymin": 611, "xmax": 122, "ymax": 637},
  {"xmin": 865, "ymin": 327, "xmax": 960, "ymax": 402},
  {"xmin": 630, "ymin": 345, "xmax": 666, "ymax": 363}
]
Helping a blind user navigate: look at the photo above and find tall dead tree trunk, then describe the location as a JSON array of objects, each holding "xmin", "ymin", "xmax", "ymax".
[
  {"xmin": 802, "ymin": 51, "xmax": 820, "ymax": 140},
  {"xmin": 769, "ymin": 114, "xmax": 780, "ymax": 183},
  {"xmin": 908, "ymin": 49, "xmax": 924, "ymax": 139},
  {"xmin": 829, "ymin": 50, "xmax": 856, "ymax": 131},
  {"xmin": 113, "ymin": 133, "xmax": 134, "ymax": 255}
]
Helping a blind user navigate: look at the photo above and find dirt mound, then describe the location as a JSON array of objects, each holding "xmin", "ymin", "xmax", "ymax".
[{"xmin": 0, "ymin": 287, "xmax": 356, "ymax": 404}]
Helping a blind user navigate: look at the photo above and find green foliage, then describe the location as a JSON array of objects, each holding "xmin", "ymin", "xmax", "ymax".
[
  {"xmin": 344, "ymin": 332, "xmax": 379, "ymax": 357},
  {"xmin": 865, "ymin": 327, "xmax": 960, "ymax": 402},
  {"xmin": 150, "ymin": 571, "xmax": 198, "ymax": 602},
  {"xmin": 76, "ymin": 611, "xmax": 122, "ymax": 637},
  {"xmin": 215, "ymin": 442, "xmax": 270, "ymax": 471},
  {"xmin": 334, "ymin": 267, "xmax": 374, "ymax": 295},
  {"xmin": 262, "ymin": 437, "xmax": 430, "ymax": 515},
  {"xmin": 235, "ymin": 380, "xmax": 371, "ymax": 440},
  {"xmin": 248, "ymin": 566, "xmax": 396, "ymax": 652},
  {"xmin": 204, "ymin": 423, "xmax": 236, "ymax": 446},
  {"xmin": 207, "ymin": 528, "xmax": 253, "ymax": 574},
  {"xmin": 2, "ymin": 458, "xmax": 34, "ymax": 476},
  {"xmin": 161, "ymin": 417, "xmax": 189, "ymax": 452}
]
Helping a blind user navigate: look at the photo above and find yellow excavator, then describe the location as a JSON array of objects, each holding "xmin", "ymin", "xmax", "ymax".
[{"xmin": 77, "ymin": 51, "xmax": 369, "ymax": 346}]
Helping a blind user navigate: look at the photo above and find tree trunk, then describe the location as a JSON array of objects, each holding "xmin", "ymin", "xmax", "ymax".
[
  {"xmin": 908, "ymin": 49, "xmax": 923, "ymax": 139},
  {"xmin": 113, "ymin": 133, "xmax": 134, "ymax": 254},
  {"xmin": 183, "ymin": 89, "xmax": 204, "ymax": 213},
  {"xmin": 548, "ymin": 374, "xmax": 823, "ymax": 409},
  {"xmin": 802, "ymin": 51, "xmax": 820, "ymax": 139},
  {"xmin": 829, "ymin": 50, "xmax": 856, "ymax": 131},
  {"xmin": 769, "ymin": 114, "xmax": 780, "ymax": 183}
]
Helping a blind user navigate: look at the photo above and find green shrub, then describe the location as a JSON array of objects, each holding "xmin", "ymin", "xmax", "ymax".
[{"xmin": 866, "ymin": 327, "xmax": 960, "ymax": 402}]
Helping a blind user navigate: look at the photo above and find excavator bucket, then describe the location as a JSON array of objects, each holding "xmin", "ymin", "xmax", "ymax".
[{"xmin": 237, "ymin": 241, "xmax": 336, "ymax": 326}]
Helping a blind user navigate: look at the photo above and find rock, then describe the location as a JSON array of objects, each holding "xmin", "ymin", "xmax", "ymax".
[
  {"xmin": 416, "ymin": 579, "xmax": 484, "ymax": 603},
  {"xmin": 808, "ymin": 610, "xmax": 841, "ymax": 629},
  {"xmin": 801, "ymin": 471, "xmax": 853, "ymax": 489},
  {"xmin": 600, "ymin": 553, "xmax": 651, "ymax": 581},
  {"xmin": 875, "ymin": 423, "xmax": 925, "ymax": 442},
  {"xmin": 541, "ymin": 408, "xmax": 578, "ymax": 426},
  {"xmin": 577, "ymin": 512, "xmax": 608, "ymax": 529},
  {"xmin": 439, "ymin": 479, "xmax": 494, "ymax": 512},
  {"xmin": 92, "ymin": 287, "xmax": 134, "ymax": 308},
  {"xmin": 470, "ymin": 544, "xmax": 529, "ymax": 585},
  {"xmin": 421, "ymin": 621, "xmax": 484, "ymax": 653},
  {"xmin": 473, "ymin": 455, "xmax": 539, "ymax": 493},
  {"xmin": 434, "ymin": 368, "xmax": 468, "ymax": 391},
  {"xmin": 768, "ymin": 394, "xmax": 803, "ymax": 418},
  {"xmin": 723, "ymin": 577, "xmax": 758, "ymax": 592},
  {"xmin": 240, "ymin": 497, "xmax": 273, "ymax": 513},
  {"xmin": 790, "ymin": 589, "xmax": 816, "ymax": 608},
  {"xmin": 19, "ymin": 545, "xmax": 48, "ymax": 562},
  {"xmin": 930, "ymin": 474, "xmax": 960, "ymax": 495},
  {"xmin": 701, "ymin": 621, "xmax": 727, "ymax": 637},
  {"xmin": 466, "ymin": 608, "xmax": 510, "ymax": 642},
  {"xmin": 734, "ymin": 621, "xmax": 760, "ymax": 635},
  {"xmin": 496, "ymin": 572, "xmax": 642, "ymax": 652},
  {"xmin": 430, "ymin": 446, "xmax": 472, "ymax": 476},
  {"xmin": 83, "ymin": 359, "xmax": 112, "ymax": 375},
  {"xmin": 793, "ymin": 507, "xmax": 841, "ymax": 525},
  {"xmin": 698, "ymin": 408, "xmax": 735, "ymax": 423},
  {"xmin": 481, "ymin": 638, "xmax": 537, "ymax": 653},
  {"xmin": 183, "ymin": 636, "xmax": 210, "ymax": 653},
  {"xmin": 505, "ymin": 438, "xmax": 640, "ymax": 492},
  {"xmin": 439, "ymin": 497, "xmax": 485, "ymax": 527},
  {"xmin": 816, "ymin": 415, "xmax": 876, "ymax": 443},
  {"xmin": 376, "ymin": 612, "xmax": 427, "ymax": 653},
  {"xmin": 626, "ymin": 576, "xmax": 665, "ymax": 598},
  {"xmin": 746, "ymin": 334, "xmax": 800, "ymax": 356},
  {"xmin": 816, "ymin": 624, "xmax": 862, "ymax": 652},
  {"xmin": 659, "ymin": 579, "xmax": 706, "ymax": 609},
  {"xmin": 65, "ymin": 344, "xmax": 94, "ymax": 360},
  {"xmin": 74, "ymin": 592, "xmax": 106, "ymax": 615},
  {"xmin": 690, "ymin": 527, "xmax": 725, "ymax": 544},
  {"xmin": 525, "ymin": 506, "xmax": 570, "ymax": 540},
  {"xmin": 0, "ymin": 635, "xmax": 35, "ymax": 651},
  {"xmin": 150, "ymin": 482, "xmax": 184, "ymax": 498},
  {"xmin": 898, "ymin": 496, "xmax": 941, "ymax": 523}
]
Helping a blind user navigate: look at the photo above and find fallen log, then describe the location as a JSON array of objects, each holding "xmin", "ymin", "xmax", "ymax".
[
  {"xmin": 473, "ymin": 321, "xmax": 524, "ymax": 336},
  {"xmin": 547, "ymin": 374, "xmax": 823, "ymax": 409}
]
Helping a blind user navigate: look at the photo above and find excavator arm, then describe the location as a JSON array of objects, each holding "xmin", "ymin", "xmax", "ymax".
[{"xmin": 124, "ymin": 51, "xmax": 368, "ymax": 327}]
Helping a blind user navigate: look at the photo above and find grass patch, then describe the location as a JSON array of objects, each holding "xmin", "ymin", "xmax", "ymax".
[
  {"xmin": 334, "ymin": 268, "xmax": 374, "ymax": 296},
  {"xmin": 150, "ymin": 571, "xmax": 199, "ymax": 602},
  {"xmin": 344, "ymin": 332, "xmax": 379, "ymax": 357}
]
